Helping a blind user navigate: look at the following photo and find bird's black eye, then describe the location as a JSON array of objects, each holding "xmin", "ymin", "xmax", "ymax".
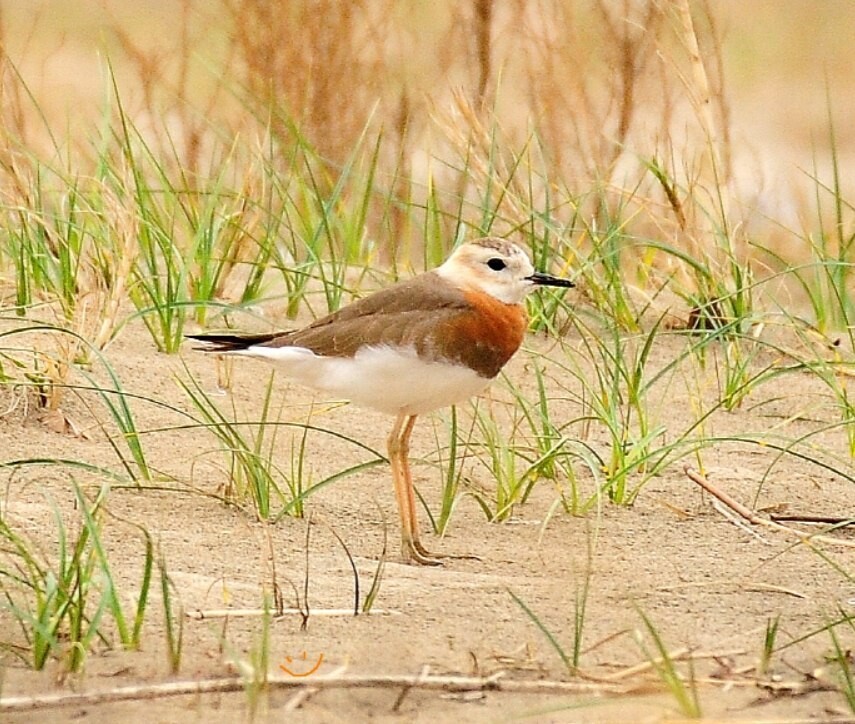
[{"xmin": 487, "ymin": 257, "xmax": 507, "ymax": 271}]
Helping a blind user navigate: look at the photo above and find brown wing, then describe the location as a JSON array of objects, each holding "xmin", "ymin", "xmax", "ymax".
[
  {"xmin": 258, "ymin": 272, "xmax": 470, "ymax": 357},
  {"xmin": 256, "ymin": 272, "xmax": 525, "ymax": 378}
]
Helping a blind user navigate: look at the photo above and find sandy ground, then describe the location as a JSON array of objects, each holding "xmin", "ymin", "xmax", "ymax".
[{"xmin": 1, "ymin": 306, "xmax": 855, "ymax": 722}]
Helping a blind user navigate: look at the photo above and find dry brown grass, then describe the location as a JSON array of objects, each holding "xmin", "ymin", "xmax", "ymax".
[
  {"xmin": 223, "ymin": 0, "xmax": 393, "ymax": 165},
  {"xmin": 0, "ymin": 1, "xmax": 852, "ymax": 271},
  {"xmin": 177, "ymin": 1, "xmax": 725, "ymax": 182}
]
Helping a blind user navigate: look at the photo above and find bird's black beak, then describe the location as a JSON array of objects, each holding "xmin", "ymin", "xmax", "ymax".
[{"xmin": 526, "ymin": 271, "xmax": 575, "ymax": 288}]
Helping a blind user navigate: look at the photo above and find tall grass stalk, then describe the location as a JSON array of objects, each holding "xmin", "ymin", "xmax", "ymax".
[
  {"xmin": 635, "ymin": 608, "xmax": 701, "ymax": 718},
  {"xmin": 502, "ymin": 366, "xmax": 605, "ymax": 515},
  {"xmin": 508, "ymin": 589, "xmax": 575, "ymax": 675},
  {"xmin": 0, "ymin": 484, "xmax": 153, "ymax": 672},
  {"xmin": 0, "ymin": 325, "xmax": 154, "ymax": 481},
  {"xmin": 427, "ymin": 405, "xmax": 471, "ymax": 536},
  {"xmin": 565, "ymin": 315, "xmax": 666, "ymax": 503},
  {"xmin": 790, "ymin": 96, "xmax": 855, "ymax": 333},
  {"xmin": 159, "ymin": 553, "xmax": 184, "ymax": 675},
  {"xmin": 178, "ymin": 369, "xmax": 288, "ymax": 519},
  {"xmin": 177, "ymin": 364, "xmax": 386, "ymax": 520},
  {"xmin": 508, "ymin": 526, "xmax": 594, "ymax": 674},
  {"xmin": 758, "ymin": 615, "xmax": 780, "ymax": 676},
  {"xmin": 829, "ymin": 621, "xmax": 855, "ymax": 713}
]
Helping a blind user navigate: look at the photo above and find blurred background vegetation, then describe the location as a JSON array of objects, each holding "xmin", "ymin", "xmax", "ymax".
[{"xmin": 3, "ymin": 1, "xmax": 852, "ymax": 200}]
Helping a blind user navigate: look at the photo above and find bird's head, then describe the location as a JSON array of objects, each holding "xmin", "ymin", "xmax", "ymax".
[{"xmin": 436, "ymin": 237, "xmax": 574, "ymax": 304}]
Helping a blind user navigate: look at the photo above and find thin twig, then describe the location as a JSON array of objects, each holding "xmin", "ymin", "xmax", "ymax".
[
  {"xmin": 657, "ymin": 580, "xmax": 806, "ymax": 600},
  {"xmin": 283, "ymin": 663, "xmax": 349, "ymax": 712},
  {"xmin": 185, "ymin": 608, "xmax": 399, "ymax": 620},
  {"xmin": 602, "ymin": 647, "xmax": 692, "ymax": 682},
  {"xmin": 711, "ymin": 499, "xmax": 770, "ymax": 543},
  {"xmin": 598, "ymin": 648, "xmax": 747, "ymax": 683},
  {"xmin": 770, "ymin": 514, "xmax": 855, "ymax": 526},
  {"xmin": 282, "ymin": 687, "xmax": 315, "ymax": 712},
  {"xmin": 0, "ymin": 672, "xmax": 640, "ymax": 713},
  {"xmin": 684, "ymin": 466, "xmax": 855, "ymax": 549},
  {"xmin": 393, "ymin": 664, "xmax": 430, "ymax": 712}
]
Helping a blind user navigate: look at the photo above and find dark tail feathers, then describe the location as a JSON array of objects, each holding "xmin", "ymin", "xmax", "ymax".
[{"xmin": 185, "ymin": 332, "xmax": 280, "ymax": 352}]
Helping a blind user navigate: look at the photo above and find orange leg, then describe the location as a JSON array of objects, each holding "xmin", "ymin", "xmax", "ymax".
[
  {"xmin": 397, "ymin": 415, "xmax": 436, "ymax": 559},
  {"xmin": 388, "ymin": 413, "xmax": 441, "ymax": 566}
]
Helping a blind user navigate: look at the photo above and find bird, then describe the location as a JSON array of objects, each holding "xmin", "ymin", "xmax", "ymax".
[{"xmin": 187, "ymin": 237, "xmax": 574, "ymax": 565}]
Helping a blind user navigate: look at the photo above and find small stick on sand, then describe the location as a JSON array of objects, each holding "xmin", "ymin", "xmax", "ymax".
[
  {"xmin": 0, "ymin": 673, "xmax": 637, "ymax": 713},
  {"xmin": 684, "ymin": 466, "xmax": 855, "ymax": 549},
  {"xmin": 185, "ymin": 608, "xmax": 399, "ymax": 620},
  {"xmin": 601, "ymin": 647, "xmax": 745, "ymax": 682},
  {"xmin": 769, "ymin": 514, "xmax": 855, "ymax": 526}
]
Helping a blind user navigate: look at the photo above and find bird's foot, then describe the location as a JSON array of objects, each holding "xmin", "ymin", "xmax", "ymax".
[
  {"xmin": 402, "ymin": 541, "xmax": 443, "ymax": 566},
  {"xmin": 403, "ymin": 539, "xmax": 481, "ymax": 565},
  {"xmin": 402, "ymin": 536, "xmax": 450, "ymax": 565}
]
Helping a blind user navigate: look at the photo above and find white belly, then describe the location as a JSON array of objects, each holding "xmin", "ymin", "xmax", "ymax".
[{"xmin": 241, "ymin": 344, "xmax": 493, "ymax": 416}]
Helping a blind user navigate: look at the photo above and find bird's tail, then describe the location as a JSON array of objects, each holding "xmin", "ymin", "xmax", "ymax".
[{"xmin": 185, "ymin": 332, "xmax": 281, "ymax": 352}]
